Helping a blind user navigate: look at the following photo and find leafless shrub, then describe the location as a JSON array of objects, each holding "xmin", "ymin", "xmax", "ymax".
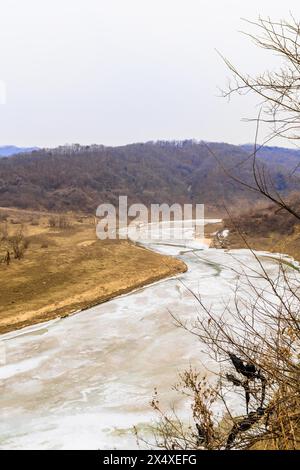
[
  {"xmin": 139, "ymin": 255, "xmax": 300, "ymax": 450},
  {"xmin": 48, "ymin": 215, "xmax": 71, "ymax": 229},
  {"xmin": 8, "ymin": 227, "xmax": 29, "ymax": 259},
  {"xmin": 135, "ymin": 372, "xmax": 222, "ymax": 450}
]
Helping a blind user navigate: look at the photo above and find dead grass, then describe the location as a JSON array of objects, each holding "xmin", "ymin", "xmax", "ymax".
[
  {"xmin": 225, "ymin": 226, "xmax": 300, "ymax": 261},
  {"xmin": 218, "ymin": 204, "xmax": 300, "ymax": 261},
  {"xmin": 0, "ymin": 208, "xmax": 186, "ymax": 334}
]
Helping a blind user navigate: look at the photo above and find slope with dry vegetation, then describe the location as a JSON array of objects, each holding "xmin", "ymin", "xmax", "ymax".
[
  {"xmin": 0, "ymin": 141, "xmax": 299, "ymax": 216},
  {"xmin": 220, "ymin": 195, "xmax": 300, "ymax": 261},
  {"xmin": 0, "ymin": 207, "xmax": 186, "ymax": 334}
]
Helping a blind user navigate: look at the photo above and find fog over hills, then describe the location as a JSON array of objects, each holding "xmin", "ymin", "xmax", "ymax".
[{"xmin": 0, "ymin": 140, "xmax": 298, "ymax": 215}]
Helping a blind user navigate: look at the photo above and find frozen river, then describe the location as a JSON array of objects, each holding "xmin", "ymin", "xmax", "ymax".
[{"xmin": 0, "ymin": 220, "xmax": 282, "ymax": 449}]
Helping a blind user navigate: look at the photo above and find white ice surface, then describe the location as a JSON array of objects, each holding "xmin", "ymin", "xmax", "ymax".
[{"xmin": 0, "ymin": 220, "xmax": 286, "ymax": 449}]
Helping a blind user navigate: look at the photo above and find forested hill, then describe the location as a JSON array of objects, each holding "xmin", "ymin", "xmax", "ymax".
[{"xmin": 0, "ymin": 140, "xmax": 299, "ymax": 215}]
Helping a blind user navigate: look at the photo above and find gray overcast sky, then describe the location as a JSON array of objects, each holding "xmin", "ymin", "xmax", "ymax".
[{"xmin": 0, "ymin": 0, "xmax": 299, "ymax": 148}]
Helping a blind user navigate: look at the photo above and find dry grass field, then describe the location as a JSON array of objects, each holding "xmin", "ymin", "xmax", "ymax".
[
  {"xmin": 0, "ymin": 208, "xmax": 186, "ymax": 334},
  {"xmin": 220, "ymin": 204, "xmax": 300, "ymax": 262},
  {"xmin": 226, "ymin": 228, "xmax": 300, "ymax": 261}
]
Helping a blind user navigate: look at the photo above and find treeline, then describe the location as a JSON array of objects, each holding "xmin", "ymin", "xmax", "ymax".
[{"xmin": 0, "ymin": 141, "xmax": 298, "ymax": 214}]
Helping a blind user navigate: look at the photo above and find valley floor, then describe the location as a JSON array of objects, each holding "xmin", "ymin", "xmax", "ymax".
[{"xmin": 0, "ymin": 208, "xmax": 186, "ymax": 334}]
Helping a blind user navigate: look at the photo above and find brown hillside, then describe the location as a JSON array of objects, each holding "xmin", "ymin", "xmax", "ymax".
[{"xmin": 0, "ymin": 141, "xmax": 298, "ymax": 215}]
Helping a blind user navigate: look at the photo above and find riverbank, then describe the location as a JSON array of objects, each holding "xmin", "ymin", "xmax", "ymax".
[
  {"xmin": 0, "ymin": 208, "xmax": 187, "ymax": 334},
  {"xmin": 214, "ymin": 216, "xmax": 300, "ymax": 261}
]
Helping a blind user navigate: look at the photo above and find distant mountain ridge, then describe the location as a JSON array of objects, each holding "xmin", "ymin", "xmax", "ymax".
[
  {"xmin": 0, "ymin": 146, "xmax": 39, "ymax": 157},
  {"xmin": 0, "ymin": 140, "xmax": 299, "ymax": 215},
  {"xmin": 241, "ymin": 144, "xmax": 300, "ymax": 169}
]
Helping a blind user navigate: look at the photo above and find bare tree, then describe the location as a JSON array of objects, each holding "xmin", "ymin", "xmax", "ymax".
[
  {"xmin": 217, "ymin": 15, "xmax": 300, "ymax": 220},
  {"xmin": 139, "ymin": 15, "xmax": 300, "ymax": 451},
  {"xmin": 138, "ymin": 254, "xmax": 300, "ymax": 450},
  {"xmin": 8, "ymin": 227, "xmax": 29, "ymax": 259},
  {"xmin": 221, "ymin": 16, "xmax": 300, "ymax": 143}
]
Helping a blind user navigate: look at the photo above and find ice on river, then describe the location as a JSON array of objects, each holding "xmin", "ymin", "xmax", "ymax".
[{"xmin": 0, "ymin": 220, "xmax": 285, "ymax": 449}]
